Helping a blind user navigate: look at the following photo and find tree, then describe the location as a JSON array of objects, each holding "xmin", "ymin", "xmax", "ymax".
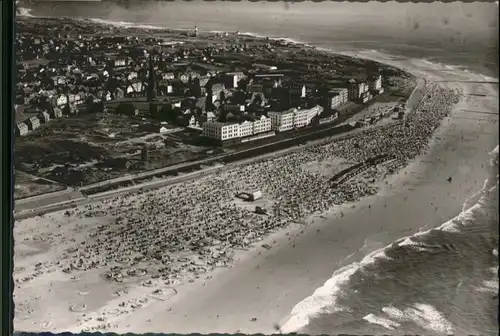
[
  {"xmin": 115, "ymin": 103, "xmax": 135, "ymax": 116},
  {"xmin": 149, "ymin": 103, "xmax": 159, "ymax": 119},
  {"xmin": 253, "ymin": 93, "xmax": 263, "ymax": 106},
  {"xmin": 219, "ymin": 90, "xmax": 226, "ymax": 103},
  {"xmin": 191, "ymin": 78, "xmax": 202, "ymax": 97},
  {"xmin": 158, "ymin": 104, "xmax": 178, "ymax": 123},
  {"xmin": 219, "ymin": 111, "xmax": 228, "ymax": 122}
]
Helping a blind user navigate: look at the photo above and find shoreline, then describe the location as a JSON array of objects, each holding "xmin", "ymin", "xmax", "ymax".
[
  {"xmin": 16, "ymin": 13, "xmax": 499, "ymax": 81},
  {"xmin": 107, "ymin": 53, "xmax": 497, "ymax": 334},
  {"xmin": 13, "ymin": 27, "xmax": 498, "ymax": 334}
]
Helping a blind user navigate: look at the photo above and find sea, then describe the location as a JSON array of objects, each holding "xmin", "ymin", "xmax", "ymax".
[
  {"xmin": 283, "ymin": 145, "xmax": 499, "ymax": 335},
  {"xmin": 17, "ymin": 1, "xmax": 499, "ymax": 334}
]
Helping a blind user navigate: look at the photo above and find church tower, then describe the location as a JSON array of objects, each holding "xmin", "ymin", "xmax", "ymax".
[{"xmin": 147, "ymin": 53, "xmax": 157, "ymax": 102}]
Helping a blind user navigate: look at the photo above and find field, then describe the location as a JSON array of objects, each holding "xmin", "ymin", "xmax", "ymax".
[
  {"xmin": 14, "ymin": 113, "xmax": 216, "ymax": 188},
  {"xmin": 14, "ymin": 171, "xmax": 67, "ymax": 200}
]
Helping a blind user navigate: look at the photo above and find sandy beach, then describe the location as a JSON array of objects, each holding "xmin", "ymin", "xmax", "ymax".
[
  {"xmin": 13, "ymin": 51, "xmax": 498, "ymax": 334},
  {"xmin": 114, "ymin": 53, "xmax": 498, "ymax": 334}
]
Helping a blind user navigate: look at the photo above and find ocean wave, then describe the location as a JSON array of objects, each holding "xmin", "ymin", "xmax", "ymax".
[
  {"xmin": 381, "ymin": 304, "xmax": 454, "ymax": 334},
  {"xmin": 475, "ymin": 280, "xmax": 499, "ymax": 293},
  {"xmin": 279, "ymin": 263, "xmax": 359, "ymax": 333},
  {"xmin": 86, "ymin": 18, "xmax": 164, "ymax": 31},
  {"xmin": 280, "ymin": 145, "xmax": 498, "ymax": 334},
  {"xmin": 362, "ymin": 313, "xmax": 401, "ymax": 330}
]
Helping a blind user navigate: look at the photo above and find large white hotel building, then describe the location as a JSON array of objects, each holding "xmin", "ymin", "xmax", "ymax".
[
  {"xmin": 268, "ymin": 105, "xmax": 323, "ymax": 132},
  {"xmin": 202, "ymin": 105, "xmax": 323, "ymax": 141},
  {"xmin": 202, "ymin": 115, "xmax": 273, "ymax": 141}
]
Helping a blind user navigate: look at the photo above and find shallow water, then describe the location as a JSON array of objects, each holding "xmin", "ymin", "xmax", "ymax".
[{"xmin": 281, "ymin": 146, "xmax": 499, "ymax": 335}]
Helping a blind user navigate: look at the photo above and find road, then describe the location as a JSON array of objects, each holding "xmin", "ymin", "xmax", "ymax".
[
  {"xmin": 13, "ymin": 120, "xmax": 401, "ymax": 220},
  {"xmin": 15, "ymin": 80, "xmax": 426, "ymax": 220}
]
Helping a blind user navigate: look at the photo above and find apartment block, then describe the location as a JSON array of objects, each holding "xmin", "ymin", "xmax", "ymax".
[{"xmin": 202, "ymin": 122, "xmax": 241, "ymax": 141}]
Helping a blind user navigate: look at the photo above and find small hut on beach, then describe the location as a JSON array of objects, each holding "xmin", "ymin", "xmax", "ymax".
[{"xmin": 236, "ymin": 190, "xmax": 263, "ymax": 202}]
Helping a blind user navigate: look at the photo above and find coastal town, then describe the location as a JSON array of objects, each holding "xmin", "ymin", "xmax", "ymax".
[
  {"xmin": 10, "ymin": 0, "xmax": 500, "ymax": 333},
  {"xmin": 13, "ymin": 17, "xmax": 413, "ymax": 198},
  {"xmin": 12, "ymin": 15, "xmax": 465, "ymax": 334},
  {"xmin": 14, "ymin": 78, "xmax": 460, "ymax": 333}
]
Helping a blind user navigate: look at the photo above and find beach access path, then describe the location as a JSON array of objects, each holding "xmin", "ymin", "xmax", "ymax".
[{"xmin": 109, "ymin": 53, "xmax": 498, "ymax": 334}]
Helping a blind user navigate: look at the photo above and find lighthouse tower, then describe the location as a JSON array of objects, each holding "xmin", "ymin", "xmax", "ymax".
[{"xmin": 194, "ymin": 25, "xmax": 198, "ymax": 37}]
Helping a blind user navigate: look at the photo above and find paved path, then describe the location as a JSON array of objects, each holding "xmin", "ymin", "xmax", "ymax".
[{"xmin": 15, "ymin": 189, "xmax": 84, "ymax": 214}]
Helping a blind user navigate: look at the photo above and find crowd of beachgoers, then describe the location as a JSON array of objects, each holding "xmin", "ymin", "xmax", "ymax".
[{"xmin": 15, "ymin": 84, "xmax": 460, "ymax": 330}]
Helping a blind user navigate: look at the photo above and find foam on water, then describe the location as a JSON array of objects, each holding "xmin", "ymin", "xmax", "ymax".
[
  {"xmin": 87, "ymin": 18, "xmax": 164, "ymax": 30},
  {"xmin": 381, "ymin": 304, "xmax": 454, "ymax": 334},
  {"xmin": 475, "ymin": 280, "xmax": 499, "ymax": 293},
  {"xmin": 362, "ymin": 313, "xmax": 401, "ymax": 330},
  {"xmin": 281, "ymin": 145, "xmax": 498, "ymax": 334},
  {"xmin": 279, "ymin": 263, "xmax": 359, "ymax": 333}
]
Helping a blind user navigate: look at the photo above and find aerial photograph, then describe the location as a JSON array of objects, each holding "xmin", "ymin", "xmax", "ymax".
[{"xmin": 13, "ymin": 0, "xmax": 498, "ymax": 335}]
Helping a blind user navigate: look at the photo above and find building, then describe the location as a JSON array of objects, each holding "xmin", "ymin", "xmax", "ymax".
[
  {"xmin": 114, "ymin": 58, "xmax": 126, "ymax": 67},
  {"xmin": 268, "ymin": 110, "xmax": 295, "ymax": 132},
  {"xmin": 327, "ymin": 88, "xmax": 348, "ymax": 109},
  {"xmin": 189, "ymin": 115, "xmax": 201, "ymax": 128},
  {"xmin": 53, "ymin": 76, "xmax": 66, "ymax": 86},
  {"xmin": 236, "ymin": 190, "xmax": 263, "ymax": 202},
  {"xmin": 360, "ymin": 91, "xmax": 373, "ymax": 103},
  {"xmin": 347, "ymin": 79, "xmax": 369, "ymax": 101},
  {"xmin": 56, "ymin": 94, "xmax": 68, "ymax": 107},
  {"xmin": 202, "ymin": 114, "xmax": 272, "ymax": 140},
  {"xmin": 250, "ymin": 190, "xmax": 263, "ymax": 201},
  {"xmin": 206, "ymin": 111, "xmax": 216, "ymax": 123},
  {"xmin": 68, "ymin": 93, "xmax": 84, "ymax": 105},
  {"xmin": 38, "ymin": 111, "xmax": 50, "ymax": 123},
  {"xmin": 369, "ymin": 74, "xmax": 384, "ymax": 94},
  {"xmin": 224, "ymin": 72, "xmax": 245, "ymax": 89},
  {"xmin": 252, "ymin": 115, "xmax": 272, "ymax": 134},
  {"xmin": 127, "ymin": 81, "xmax": 145, "ymax": 96},
  {"xmin": 52, "ymin": 106, "xmax": 63, "ymax": 118},
  {"xmin": 287, "ymin": 84, "xmax": 306, "ymax": 98},
  {"xmin": 319, "ymin": 110, "xmax": 339, "ymax": 125},
  {"xmin": 127, "ymin": 71, "xmax": 138, "ymax": 81},
  {"xmin": 347, "ymin": 79, "xmax": 359, "ymax": 101},
  {"xmin": 114, "ymin": 88, "xmax": 125, "ymax": 100},
  {"xmin": 25, "ymin": 116, "xmax": 40, "ymax": 131},
  {"xmin": 15, "ymin": 122, "xmax": 29, "ymax": 136},
  {"xmin": 202, "ymin": 121, "xmax": 240, "ymax": 141},
  {"xmin": 252, "ymin": 64, "xmax": 278, "ymax": 71},
  {"xmin": 269, "ymin": 105, "xmax": 323, "ymax": 132},
  {"xmin": 247, "ymin": 84, "xmax": 264, "ymax": 93},
  {"xmin": 223, "ymin": 104, "xmax": 245, "ymax": 113},
  {"xmin": 369, "ymin": 74, "xmax": 382, "ymax": 90},
  {"xmin": 158, "ymin": 80, "xmax": 174, "ymax": 95},
  {"xmin": 163, "ymin": 72, "xmax": 175, "ymax": 80},
  {"xmin": 327, "ymin": 93, "xmax": 342, "ymax": 110},
  {"xmin": 293, "ymin": 108, "xmax": 310, "ymax": 128},
  {"xmin": 239, "ymin": 120, "xmax": 254, "ymax": 138},
  {"xmin": 207, "ymin": 83, "xmax": 226, "ymax": 105}
]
